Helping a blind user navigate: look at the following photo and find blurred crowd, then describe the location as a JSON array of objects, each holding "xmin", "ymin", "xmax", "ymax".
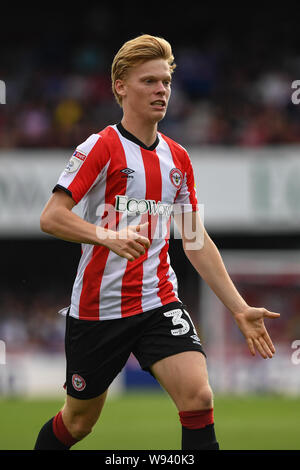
[
  {"xmin": 0, "ymin": 288, "xmax": 66, "ymax": 353},
  {"xmin": 1, "ymin": 25, "xmax": 300, "ymax": 149}
]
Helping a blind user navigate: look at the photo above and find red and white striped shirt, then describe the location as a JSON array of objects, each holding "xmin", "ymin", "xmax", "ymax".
[{"xmin": 54, "ymin": 123, "xmax": 198, "ymax": 320}]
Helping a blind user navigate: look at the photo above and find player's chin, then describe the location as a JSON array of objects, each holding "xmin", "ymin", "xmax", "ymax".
[{"xmin": 150, "ymin": 107, "xmax": 167, "ymax": 122}]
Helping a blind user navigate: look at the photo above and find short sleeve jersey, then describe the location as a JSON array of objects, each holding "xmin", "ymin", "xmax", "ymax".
[{"xmin": 54, "ymin": 123, "xmax": 198, "ymax": 320}]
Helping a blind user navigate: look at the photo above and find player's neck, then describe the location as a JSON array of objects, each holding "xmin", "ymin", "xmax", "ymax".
[{"xmin": 120, "ymin": 116, "xmax": 158, "ymax": 149}]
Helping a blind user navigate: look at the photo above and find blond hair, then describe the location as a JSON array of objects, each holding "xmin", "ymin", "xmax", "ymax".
[{"xmin": 111, "ymin": 34, "xmax": 176, "ymax": 106}]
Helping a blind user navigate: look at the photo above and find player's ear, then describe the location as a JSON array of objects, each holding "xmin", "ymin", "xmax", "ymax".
[{"xmin": 114, "ymin": 79, "xmax": 127, "ymax": 100}]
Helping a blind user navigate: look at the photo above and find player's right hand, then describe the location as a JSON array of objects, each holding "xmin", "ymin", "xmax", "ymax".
[{"xmin": 99, "ymin": 222, "xmax": 150, "ymax": 262}]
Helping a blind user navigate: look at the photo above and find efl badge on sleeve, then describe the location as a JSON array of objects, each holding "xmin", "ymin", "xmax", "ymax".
[{"xmin": 65, "ymin": 150, "xmax": 87, "ymax": 173}]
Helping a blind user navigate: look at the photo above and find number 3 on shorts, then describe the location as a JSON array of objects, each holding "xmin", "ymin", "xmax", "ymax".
[{"xmin": 164, "ymin": 308, "xmax": 196, "ymax": 336}]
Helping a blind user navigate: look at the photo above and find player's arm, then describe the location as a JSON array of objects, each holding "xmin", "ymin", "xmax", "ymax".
[
  {"xmin": 173, "ymin": 211, "xmax": 280, "ymax": 358},
  {"xmin": 40, "ymin": 189, "xmax": 150, "ymax": 262}
]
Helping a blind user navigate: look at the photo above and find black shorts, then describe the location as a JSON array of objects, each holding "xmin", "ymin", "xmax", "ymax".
[{"xmin": 65, "ymin": 301, "xmax": 206, "ymax": 399}]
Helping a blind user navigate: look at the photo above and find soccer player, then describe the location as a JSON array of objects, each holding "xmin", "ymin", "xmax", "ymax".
[{"xmin": 34, "ymin": 35, "xmax": 280, "ymax": 450}]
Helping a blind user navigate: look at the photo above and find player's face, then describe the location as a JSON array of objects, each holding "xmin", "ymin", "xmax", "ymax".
[{"xmin": 118, "ymin": 59, "xmax": 172, "ymax": 124}]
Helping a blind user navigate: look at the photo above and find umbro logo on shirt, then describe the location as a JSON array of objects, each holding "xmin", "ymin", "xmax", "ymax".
[{"xmin": 120, "ymin": 168, "xmax": 135, "ymax": 179}]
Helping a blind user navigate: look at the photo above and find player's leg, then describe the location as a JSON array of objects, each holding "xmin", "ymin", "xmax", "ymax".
[
  {"xmin": 133, "ymin": 303, "xmax": 219, "ymax": 450},
  {"xmin": 61, "ymin": 391, "xmax": 108, "ymax": 440},
  {"xmin": 151, "ymin": 351, "xmax": 212, "ymax": 411},
  {"xmin": 34, "ymin": 391, "xmax": 107, "ymax": 450},
  {"xmin": 150, "ymin": 351, "xmax": 219, "ymax": 450},
  {"xmin": 34, "ymin": 312, "xmax": 138, "ymax": 450}
]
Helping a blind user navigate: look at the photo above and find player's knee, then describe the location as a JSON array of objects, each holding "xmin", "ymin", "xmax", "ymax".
[
  {"xmin": 182, "ymin": 384, "xmax": 213, "ymax": 411},
  {"xmin": 198, "ymin": 385, "xmax": 214, "ymax": 409},
  {"xmin": 62, "ymin": 392, "xmax": 107, "ymax": 441},
  {"xmin": 63, "ymin": 411, "xmax": 95, "ymax": 441},
  {"xmin": 67, "ymin": 417, "xmax": 93, "ymax": 441}
]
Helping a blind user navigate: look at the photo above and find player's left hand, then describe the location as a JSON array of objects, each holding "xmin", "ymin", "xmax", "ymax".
[{"xmin": 233, "ymin": 307, "xmax": 280, "ymax": 359}]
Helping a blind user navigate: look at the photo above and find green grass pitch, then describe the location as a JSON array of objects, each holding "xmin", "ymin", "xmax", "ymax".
[{"xmin": 0, "ymin": 392, "xmax": 299, "ymax": 450}]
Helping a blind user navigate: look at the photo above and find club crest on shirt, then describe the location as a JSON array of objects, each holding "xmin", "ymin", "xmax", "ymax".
[
  {"xmin": 72, "ymin": 374, "xmax": 86, "ymax": 391},
  {"xmin": 169, "ymin": 168, "xmax": 183, "ymax": 189},
  {"xmin": 65, "ymin": 150, "xmax": 87, "ymax": 173}
]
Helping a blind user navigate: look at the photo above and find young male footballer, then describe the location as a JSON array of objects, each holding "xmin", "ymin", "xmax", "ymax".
[{"xmin": 34, "ymin": 34, "xmax": 280, "ymax": 450}]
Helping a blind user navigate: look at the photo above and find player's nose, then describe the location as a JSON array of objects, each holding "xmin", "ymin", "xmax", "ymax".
[{"xmin": 155, "ymin": 81, "xmax": 167, "ymax": 94}]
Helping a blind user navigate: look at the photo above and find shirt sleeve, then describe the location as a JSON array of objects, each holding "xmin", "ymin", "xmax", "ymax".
[
  {"xmin": 173, "ymin": 151, "xmax": 199, "ymax": 213},
  {"xmin": 53, "ymin": 133, "xmax": 109, "ymax": 204}
]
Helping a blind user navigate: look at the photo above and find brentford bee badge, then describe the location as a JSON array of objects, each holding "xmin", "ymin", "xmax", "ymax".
[
  {"xmin": 170, "ymin": 168, "xmax": 183, "ymax": 189},
  {"xmin": 72, "ymin": 374, "xmax": 86, "ymax": 391}
]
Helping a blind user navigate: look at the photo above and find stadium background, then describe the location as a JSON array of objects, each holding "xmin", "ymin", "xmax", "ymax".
[{"xmin": 0, "ymin": 5, "xmax": 300, "ymax": 450}]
